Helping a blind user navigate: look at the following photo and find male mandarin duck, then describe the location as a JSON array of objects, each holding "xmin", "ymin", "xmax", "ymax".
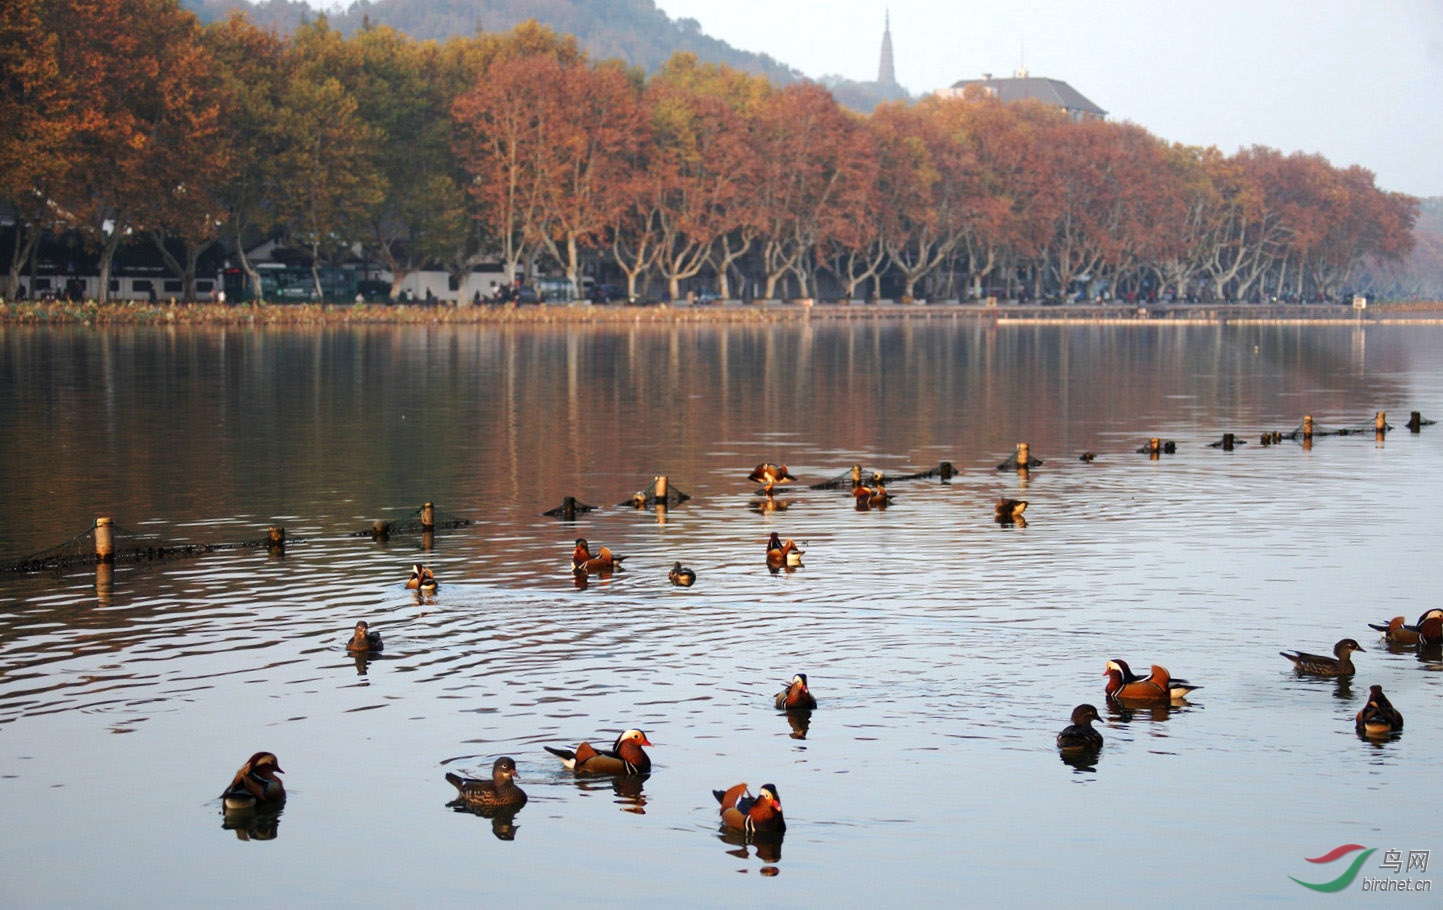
[
  {"xmin": 714, "ymin": 782, "xmax": 786, "ymax": 836},
  {"xmin": 774, "ymin": 673, "xmax": 817, "ymax": 711},
  {"xmin": 545, "ymin": 728, "xmax": 653, "ymax": 776},
  {"xmin": 1367, "ymin": 616, "xmax": 1420, "ymax": 645},
  {"xmin": 1056, "ymin": 704, "xmax": 1104, "ymax": 751},
  {"xmin": 748, "ymin": 463, "xmax": 797, "ymax": 494},
  {"xmin": 445, "ymin": 757, "xmax": 528, "ymax": 814},
  {"xmin": 765, "ymin": 532, "xmax": 804, "ymax": 568},
  {"xmin": 571, "ymin": 538, "xmax": 626, "ymax": 575},
  {"xmin": 1280, "ymin": 638, "xmax": 1365, "ymax": 676},
  {"xmin": 346, "ymin": 620, "xmax": 383, "ymax": 653},
  {"xmin": 1403, "ymin": 608, "xmax": 1443, "ymax": 647},
  {"xmin": 406, "ymin": 563, "xmax": 437, "ymax": 594},
  {"xmin": 853, "ymin": 480, "xmax": 893, "ymax": 509},
  {"xmin": 221, "ymin": 751, "xmax": 285, "ymax": 810},
  {"xmin": 995, "ymin": 498, "xmax": 1027, "ymax": 524},
  {"xmin": 1355, "ymin": 685, "xmax": 1404, "ymax": 738},
  {"xmin": 668, "ymin": 561, "xmax": 697, "ymax": 587},
  {"xmin": 1104, "ymin": 659, "xmax": 1200, "ymax": 704}
]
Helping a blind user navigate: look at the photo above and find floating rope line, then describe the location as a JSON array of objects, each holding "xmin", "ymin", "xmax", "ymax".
[
  {"xmin": 1281, "ymin": 418, "xmax": 1391, "ymax": 440},
  {"xmin": 808, "ymin": 462, "xmax": 957, "ymax": 489},
  {"xmin": 349, "ymin": 504, "xmax": 473, "ymax": 538},
  {"xmin": 5, "ymin": 522, "xmax": 296, "ymax": 573}
]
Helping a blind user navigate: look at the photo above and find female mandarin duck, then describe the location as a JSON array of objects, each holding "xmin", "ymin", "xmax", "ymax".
[
  {"xmin": 714, "ymin": 783, "xmax": 786, "ymax": 836},
  {"xmin": 406, "ymin": 563, "xmax": 437, "ymax": 594},
  {"xmin": 765, "ymin": 532, "xmax": 804, "ymax": 569},
  {"xmin": 748, "ymin": 463, "xmax": 797, "ymax": 494},
  {"xmin": 1056, "ymin": 704, "xmax": 1104, "ymax": 751},
  {"xmin": 1368, "ymin": 616, "xmax": 1420, "ymax": 645},
  {"xmin": 852, "ymin": 474, "xmax": 893, "ymax": 509},
  {"xmin": 222, "ymin": 751, "xmax": 285, "ymax": 810},
  {"xmin": 346, "ymin": 620, "xmax": 383, "ymax": 653},
  {"xmin": 774, "ymin": 673, "xmax": 817, "ymax": 711},
  {"xmin": 1355, "ymin": 685, "xmax": 1404, "ymax": 738},
  {"xmin": 545, "ymin": 729, "xmax": 653, "ymax": 775},
  {"xmin": 445, "ymin": 757, "xmax": 527, "ymax": 814},
  {"xmin": 1104, "ymin": 659, "xmax": 1200, "ymax": 704},
  {"xmin": 1403, "ymin": 608, "xmax": 1443, "ymax": 647},
  {"xmin": 572, "ymin": 538, "xmax": 626, "ymax": 574},
  {"xmin": 1279, "ymin": 638, "xmax": 1365, "ymax": 676},
  {"xmin": 668, "ymin": 561, "xmax": 696, "ymax": 587}
]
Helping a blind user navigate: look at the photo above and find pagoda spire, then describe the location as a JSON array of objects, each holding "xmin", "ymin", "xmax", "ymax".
[{"xmin": 878, "ymin": 9, "xmax": 896, "ymax": 86}]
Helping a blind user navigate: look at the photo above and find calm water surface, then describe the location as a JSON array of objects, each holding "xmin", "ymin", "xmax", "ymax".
[{"xmin": 1, "ymin": 319, "xmax": 1440, "ymax": 907}]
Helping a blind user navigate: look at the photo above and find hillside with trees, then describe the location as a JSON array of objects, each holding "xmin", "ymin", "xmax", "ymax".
[
  {"xmin": 181, "ymin": 0, "xmax": 802, "ymax": 83},
  {"xmin": 2, "ymin": 0, "xmax": 1429, "ymax": 306}
]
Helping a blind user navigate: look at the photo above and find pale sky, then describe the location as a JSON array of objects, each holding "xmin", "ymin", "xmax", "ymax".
[{"xmin": 651, "ymin": 0, "xmax": 1443, "ymax": 198}]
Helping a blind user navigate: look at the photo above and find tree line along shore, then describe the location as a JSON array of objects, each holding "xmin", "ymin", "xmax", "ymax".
[{"xmin": 2, "ymin": 2, "xmax": 1422, "ymax": 311}]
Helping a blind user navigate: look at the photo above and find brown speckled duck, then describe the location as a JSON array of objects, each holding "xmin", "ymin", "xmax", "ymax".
[
  {"xmin": 222, "ymin": 751, "xmax": 285, "ymax": 810},
  {"xmin": 572, "ymin": 538, "xmax": 626, "ymax": 575},
  {"xmin": 545, "ymin": 729, "xmax": 653, "ymax": 776},
  {"xmin": 1355, "ymin": 685, "xmax": 1404, "ymax": 738},
  {"xmin": 406, "ymin": 563, "xmax": 437, "ymax": 594},
  {"xmin": 1104, "ymin": 659, "xmax": 1200, "ymax": 704},
  {"xmin": 774, "ymin": 673, "xmax": 817, "ymax": 711},
  {"xmin": 1280, "ymin": 638, "xmax": 1365, "ymax": 676},
  {"xmin": 714, "ymin": 782, "xmax": 786, "ymax": 836},
  {"xmin": 346, "ymin": 620, "xmax": 383, "ymax": 653},
  {"xmin": 446, "ymin": 757, "xmax": 527, "ymax": 814},
  {"xmin": 1056, "ymin": 704, "xmax": 1104, "ymax": 751}
]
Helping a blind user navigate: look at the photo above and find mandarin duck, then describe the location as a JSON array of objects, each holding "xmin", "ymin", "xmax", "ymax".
[
  {"xmin": 668, "ymin": 561, "xmax": 697, "ymax": 587},
  {"xmin": 1403, "ymin": 608, "xmax": 1443, "ymax": 647},
  {"xmin": 1280, "ymin": 638, "xmax": 1365, "ymax": 676},
  {"xmin": 446, "ymin": 757, "xmax": 528, "ymax": 814},
  {"xmin": 221, "ymin": 751, "xmax": 285, "ymax": 810},
  {"xmin": 1104, "ymin": 659, "xmax": 1200, "ymax": 704},
  {"xmin": 1355, "ymin": 685, "xmax": 1404, "ymax": 738},
  {"xmin": 545, "ymin": 729, "xmax": 652, "ymax": 776},
  {"xmin": 1367, "ymin": 616, "xmax": 1420, "ymax": 645},
  {"xmin": 765, "ymin": 533, "xmax": 804, "ymax": 569},
  {"xmin": 714, "ymin": 782, "xmax": 786, "ymax": 836},
  {"xmin": 1056, "ymin": 704, "xmax": 1104, "ymax": 751},
  {"xmin": 774, "ymin": 673, "xmax": 817, "ymax": 711},
  {"xmin": 572, "ymin": 538, "xmax": 626, "ymax": 575},
  {"xmin": 748, "ymin": 463, "xmax": 797, "ymax": 494},
  {"xmin": 346, "ymin": 620, "xmax": 383, "ymax": 653},
  {"xmin": 406, "ymin": 563, "xmax": 437, "ymax": 594}
]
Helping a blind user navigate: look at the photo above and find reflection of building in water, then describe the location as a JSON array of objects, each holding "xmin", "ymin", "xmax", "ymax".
[{"xmin": 936, "ymin": 70, "xmax": 1107, "ymax": 122}]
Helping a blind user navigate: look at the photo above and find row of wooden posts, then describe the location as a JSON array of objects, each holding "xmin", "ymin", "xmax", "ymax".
[{"xmin": 84, "ymin": 409, "xmax": 1426, "ymax": 562}]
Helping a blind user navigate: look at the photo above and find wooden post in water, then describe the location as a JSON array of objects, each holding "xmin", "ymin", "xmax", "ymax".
[
  {"xmin": 267, "ymin": 526, "xmax": 286, "ymax": 548},
  {"xmin": 95, "ymin": 517, "xmax": 115, "ymax": 563},
  {"xmin": 654, "ymin": 475, "xmax": 669, "ymax": 504},
  {"xmin": 370, "ymin": 520, "xmax": 391, "ymax": 541},
  {"xmin": 420, "ymin": 502, "xmax": 435, "ymax": 532},
  {"xmin": 1302, "ymin": 415, "xmax": 1314, "ymax": 440},
  {"xmin": 1146, "ymin": 437, "xmax": 1161, "ymax": 457},
  {"xmin": 1016, "ymin": 442, "xmax": 1031, "ymax": 468},
  {"xmin": 1222, "ymin": 433, "xmax": 1235, "ymax": 451},
  {"xmin": 95, "ymin": 561, "xmax": 114, "ymax": 607},
  {"xmin": 1407, "ymin": 411, "xmax": 1423, "ymax": 432},
  {"xmin": 1374, "ymin": 411, "xmax": 1387, "ymax": 434}
]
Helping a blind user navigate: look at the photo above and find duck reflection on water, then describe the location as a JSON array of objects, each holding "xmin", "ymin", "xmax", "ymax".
[
  {"xmin": 570, "ymin": 772, "xmax": 650, "ymax": 814},
  {"xmin": 222, "ymin": 804, "xmax": 283, "ymax": 841},
  {"xmin": 720, "ymin": 826, "xmax": 783, "ymax": 864}
]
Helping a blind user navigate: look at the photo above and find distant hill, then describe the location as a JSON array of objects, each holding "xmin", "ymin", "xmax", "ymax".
[{"xmin": 182, "ymin": 0, "xmax": 803, "ymax": 83}]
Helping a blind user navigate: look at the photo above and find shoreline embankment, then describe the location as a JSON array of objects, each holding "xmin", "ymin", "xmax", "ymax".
[{"xmin": 4, "ymin": 299, "xmax": 1443, "ymax": 327}]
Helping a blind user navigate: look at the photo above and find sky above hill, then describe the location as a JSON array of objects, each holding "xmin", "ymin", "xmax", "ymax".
[
  {"xmin": 652, "ymin": 0, "xmax": 1442, "ymax": 198},
  {"xmin": 305, "ymin": 1, "xmax": 1442, "ymax": 197}
]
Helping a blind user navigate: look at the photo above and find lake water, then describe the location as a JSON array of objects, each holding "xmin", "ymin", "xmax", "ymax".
[{"xmin": 1, "ymin": 317, "xmax": 1440, "ymax": 907}]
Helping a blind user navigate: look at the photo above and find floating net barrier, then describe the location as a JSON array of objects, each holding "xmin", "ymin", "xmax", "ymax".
[
  {"xmin": 1281, "ymin": 416, "xmax": 1391, "ymax": 440},
  {"xmin": 808, "ymin": 462, "xmax": 957, "ymax": 490},
  {"xmin": 6, "ymin": 521, "xmax": 295, "ymax": 574},
  {"xmin": 350, "ymin": 503, "xmax": 473, "ymax": 539},
  {"xmin": 620, "ymin": 476, "xmax": 691, "ymax": 508}
]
